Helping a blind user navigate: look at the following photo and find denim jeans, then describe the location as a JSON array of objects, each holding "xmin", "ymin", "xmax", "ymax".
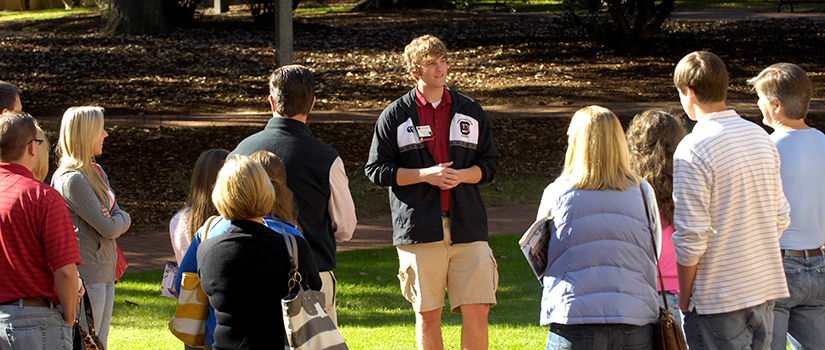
[
  {"xmin": 0, "ymin": 302, "xmax": 72, "ymax": 350},
  {"xmin": 659, "ymin": 291, "xmax": 684, "ymax": 331},
  {"xmin": 546, "ymin": 323, "xmax": 654, "ymax": 350},
  {"xmin": 82, "ymin": 281, "xmax": 115, "ymax": 348},
  {"xmin": 683, "ymin": 300, "xmax": 775, "ymax": 350},
  {"xmin": 769, "ymin": 254, "xmax": 825, "ymax": 350}
]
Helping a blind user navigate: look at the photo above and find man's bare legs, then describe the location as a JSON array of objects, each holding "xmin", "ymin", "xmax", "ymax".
[
  {"xmin": 460, "ymin": 303, "xmax": 489, "ymax": 350},
  {"xmin": 416, "ymin": 304, "xmax": 490, "ymax": 350},
  {"xmin": 417, "ymin": 308, "xmax": 444, "ymax": 350}
]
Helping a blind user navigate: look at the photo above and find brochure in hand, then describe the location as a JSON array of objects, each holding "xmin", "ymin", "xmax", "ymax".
[{"xmin": 518, "ymin": 215, "xmax": 553, "ymax": 285}]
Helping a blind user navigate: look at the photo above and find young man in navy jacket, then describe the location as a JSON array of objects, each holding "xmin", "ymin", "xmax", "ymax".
[{"xmin": 365, "ymin": 35, "xmax": 499, "ymax": 350}]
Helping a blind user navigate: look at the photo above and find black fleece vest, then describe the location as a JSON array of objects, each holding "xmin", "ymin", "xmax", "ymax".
[{"xmin": 229, "ymin": 117, "xmax": 340, "ymax": 271}]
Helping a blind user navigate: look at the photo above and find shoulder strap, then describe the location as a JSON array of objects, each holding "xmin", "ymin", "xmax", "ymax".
[
  {"xmin": 201, "ymin": 215, "xmax": 219, "ymax": 241},
  {"xmin": 283, "ymin": 233, "xmax": 298, "ymax": 271},
  {"xmin": 639, "ymin": 184, "xmax": 670, "ymax": 310}
]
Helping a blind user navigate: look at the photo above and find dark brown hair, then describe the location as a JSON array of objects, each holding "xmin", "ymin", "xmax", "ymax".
[
  {"xmin": 626, "ymin": 110, "xmax": 688, "ymax": 224},
  {"xmin": 0, "ymin": 110, "xmax": 37, "ymax": 162},
  {"xmin": 185, "ymin": 149, "xmax": 229, "ymax": 242},
  {"xmin": 269, "ymin": 65, "xmax": 315, "ymax": 117}
]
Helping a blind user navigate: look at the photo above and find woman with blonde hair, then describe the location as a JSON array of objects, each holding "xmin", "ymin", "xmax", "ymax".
[
  {"xmin": 197, "ymin": 155, "xmax": 321, "ymax": 349},
  {"xmin": 31, "ymin": 123, "xmax": 49, "ymax": 182},
  {"xmin": 174, "ymin": 152, "xmax": 303, "ymax": 348},
  {"xmin": 537, "ymin": 106, "xmax": 661, "ymax": 350},
  {"xmin": 169, "ymin": 148, "xmax": 229, "ymax": 265},
  {"xmin": 626, "ymin": 110, "xmax": 688, "ymax": 330},
  {"xmin": 52, "ymin": 106, "xmax": 131, "ymax": 348}
]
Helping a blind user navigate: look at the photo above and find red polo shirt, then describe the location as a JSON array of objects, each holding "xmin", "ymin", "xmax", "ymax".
[
  {"xmin": 415, "ymin": 86, "xmax": 452, "ymax": 211},
  {"xmin": 0, "ymin": 163, "xmax": 81, "ymax": 305}
]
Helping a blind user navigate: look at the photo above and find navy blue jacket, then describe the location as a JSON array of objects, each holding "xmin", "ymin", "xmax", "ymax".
[{"xmin": 365, "ymin": 87, "xmax": 499, "ymax": 245}]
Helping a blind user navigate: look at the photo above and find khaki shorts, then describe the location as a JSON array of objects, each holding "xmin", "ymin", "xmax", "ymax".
[{"xmin": 396, "ymin": 217, "xmax": 498, "ymax": 313}]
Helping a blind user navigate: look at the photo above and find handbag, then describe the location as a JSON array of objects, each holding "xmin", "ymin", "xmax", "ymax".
[
  {"xmin": 114, "ymin": 242, "xmax": 128, "ymax": 284},
  {"xmin": 639, "ymin": 185, "xmax": 687, "ymax": 350},
  {"xmin": 281, "ymin": 233, "xmax": 348, "ymax": 350},
  {"xmin": 168, "ymin": 215, "xmax": 217, "ymax": 347},
  {"xmin": 74, "ymin": 289, "xmax": 105, "ymax": 350}
]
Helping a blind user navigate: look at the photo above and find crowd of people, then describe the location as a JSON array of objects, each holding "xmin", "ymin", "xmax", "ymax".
[{"xmin": 0, "ymin": 33, "xmax": 822, "ymax": 350}]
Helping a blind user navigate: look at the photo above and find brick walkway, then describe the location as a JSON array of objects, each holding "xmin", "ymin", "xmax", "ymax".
[{"xmin": 118, "ymin": 204, "xmax": 539, "ymax": 273}]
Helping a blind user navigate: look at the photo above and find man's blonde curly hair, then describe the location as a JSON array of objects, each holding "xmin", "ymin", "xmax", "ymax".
[{"xmin": 403, "ymin": 35, "xmax": 447, "ymax": 78}]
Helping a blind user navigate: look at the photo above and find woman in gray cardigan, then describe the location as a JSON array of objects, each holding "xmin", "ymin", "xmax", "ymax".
[{"xmin": 52, "ymin": 106, "xmax": 131, "ymax": 348}]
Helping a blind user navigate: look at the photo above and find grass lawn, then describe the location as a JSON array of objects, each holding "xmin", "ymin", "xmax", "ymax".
[
  {"xmin": 0, "ymin": 8, "xmax": 97, "ymax": 21},
  {"xmin": 107, "ymin": 233, "xmax": 545, "ymax": 349}
]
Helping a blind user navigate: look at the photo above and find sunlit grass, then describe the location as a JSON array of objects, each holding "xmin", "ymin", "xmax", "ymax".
[
  {"xmin": 0, "ymin": 8, "xmax": 97, "ymax": 21},
  {"xmin": 108, "ymin": 234, "xmax": 546, "ymax": 348},
  {"xmin": 295, "ymin": 5, "xmax": 354, "ymax": 15},
  {"xmin": 108, "ymin": 271, "xmax": 179, "ymax": 350}
]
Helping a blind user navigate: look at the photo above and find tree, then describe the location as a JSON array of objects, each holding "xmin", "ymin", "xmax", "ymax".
[
  {"xmin": 106, "ymin": 0, "xmax": 171, "ymax": 35},
  {"xmin": 606, "ymin": 0, "xmax": 674, "ymax": 41},
  {"xmin": 562, "ymin": 0, "xmax": 674, "ymax": 48}
]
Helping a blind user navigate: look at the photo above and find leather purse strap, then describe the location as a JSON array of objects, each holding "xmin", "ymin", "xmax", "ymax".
[
  {"xmin": 639, "ymin": 184, "xmax": 670, "ymax": 311},
  {"xmin": 282, "ymin": 233, "xmax": 302, "ymax": 292},
  {"xmin": 76, "ymin": 286, "xmax": 99, "ymax": 338}
]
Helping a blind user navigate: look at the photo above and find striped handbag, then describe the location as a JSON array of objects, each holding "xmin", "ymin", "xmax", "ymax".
[
  {"xmin": 168, "ymin": 216, "xmax": 218, "ymax": 347},
  {"xmin": 282, "ymin": 233, "xmax": 348, "ymax": 350}
]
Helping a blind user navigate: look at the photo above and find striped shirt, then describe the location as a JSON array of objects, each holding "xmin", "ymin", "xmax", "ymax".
[
  {"xmin": 0, "ymin": 163, "xmax": 81, "ymax": 305},
  {"xmin": 672, "ymin": 110, "xmax": 790, "ymax": 315}
]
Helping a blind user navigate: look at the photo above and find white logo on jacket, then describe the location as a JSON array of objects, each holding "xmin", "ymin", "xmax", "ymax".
[{"xmin": 396, "ymin": 114, "xmax": 480, "ymax": 152}]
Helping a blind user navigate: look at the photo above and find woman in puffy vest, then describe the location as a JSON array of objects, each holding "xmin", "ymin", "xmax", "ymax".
[{"xmin": 536, "ymin": 105, "xmax": 662, "ymax": 350}]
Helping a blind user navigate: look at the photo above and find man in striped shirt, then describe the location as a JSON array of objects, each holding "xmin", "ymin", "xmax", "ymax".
[
  {"xmin": 0, "ymin": 111, "xmax": 81, "ymax": 349},
  {"xmin": 671, "ymin": 51, "xmax": 790, "ymax": 349}
]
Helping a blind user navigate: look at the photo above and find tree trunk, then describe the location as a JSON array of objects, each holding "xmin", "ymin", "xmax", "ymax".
[
  {"xmin": 605, "ymin": 0, "xmax": 674, "ymax": 43},
  {"xmin": 106, "ymin": 0, "xmax": 171, "ymax": 36}
]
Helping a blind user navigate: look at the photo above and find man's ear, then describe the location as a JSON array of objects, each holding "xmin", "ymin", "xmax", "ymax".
[
  {"xmin": 409, "ymin": 67, "xmax": 420, "ymax": 79},
  {"xmin": 308, "ymin": 96, "xmax": 316, "ymax": 114},
  {"xmin": 26, "ymin": 139, "xmax": 36, "ymax": 157},
  {"xmin": 771, "ymin": 99, "xmax": 783, "ymax": 114},
  {"xmin": 268, "ymin": 95, "xmax": 277, "ymax": 113}
]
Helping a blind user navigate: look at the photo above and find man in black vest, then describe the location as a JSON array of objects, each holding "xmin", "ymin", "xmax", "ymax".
[{"xmin": 229, "ymin": 65, "xmax": 356, "ymax": 325}]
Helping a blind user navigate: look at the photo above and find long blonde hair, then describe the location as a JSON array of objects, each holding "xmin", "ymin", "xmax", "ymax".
[
  {"xmin": 32, "ymin": 124, "xmax": 49, "ymax": 182},
  {"xmin": 57, "ymin": 106, "xmax": 109, "ymax": 206},
  {"xmin": 248, "ymin": 150, "xmax": 298, "ymax": 224},
  {"xmin": 561, "ymin": 105, "xmax": 639, "ymax": 191}
]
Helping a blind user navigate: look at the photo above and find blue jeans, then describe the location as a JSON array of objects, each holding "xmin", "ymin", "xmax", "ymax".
[
  {"xmin": 659, "ymin": 291, "xmax": 685, "ymax": 332},
  {"xmin": 82, "ymin": 281, "xmax": 115, "ymax": 348},
  {"xmin": 683, "ymin": 300, "xmax": 774, "ymax": 350},
  {"xmin": 769, "ymin": 254, "xmax": 825, "ymax": 350},
  {"xmin": 546, "ymin": 323, "xmax": 654, "ymax": 350},
  {"xmin": 0, "ymin": 302, "xmax": 72, "ymax": 350}
]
